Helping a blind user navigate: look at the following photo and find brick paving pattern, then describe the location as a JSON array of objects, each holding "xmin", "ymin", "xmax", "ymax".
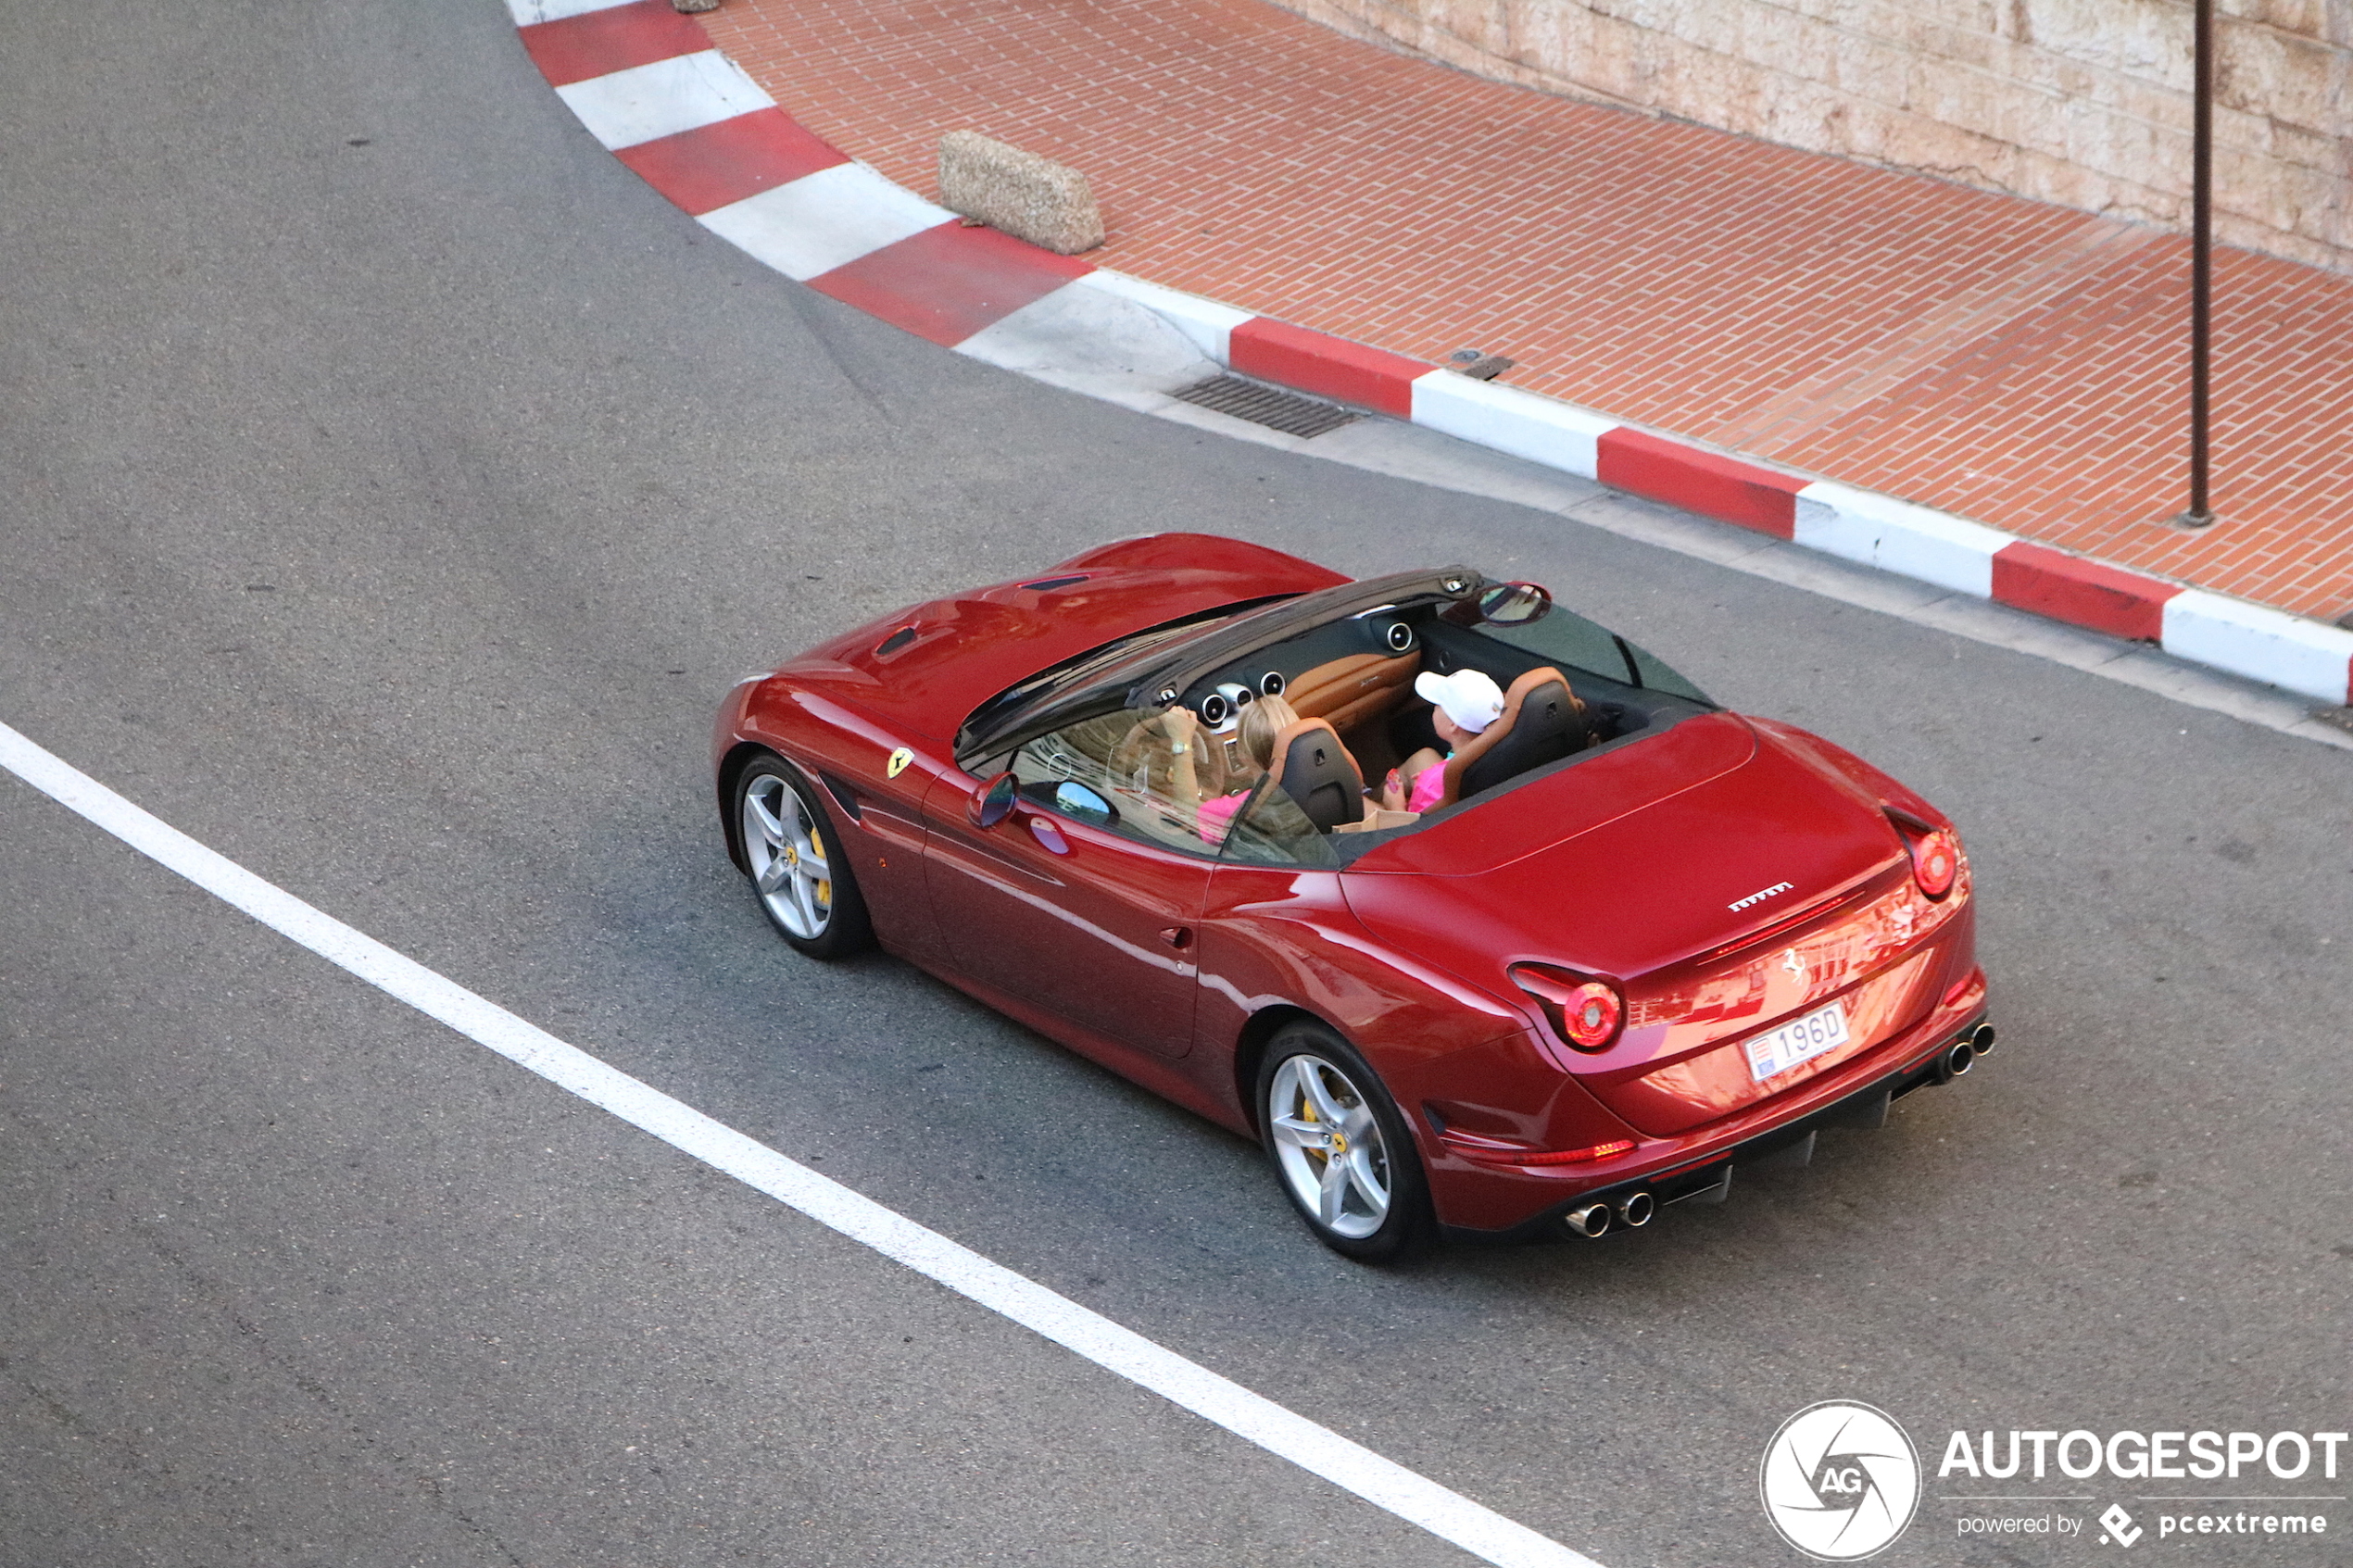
[{"xmin": 702, "ymin": 0, "xmax": 2353, "ymax": 622}]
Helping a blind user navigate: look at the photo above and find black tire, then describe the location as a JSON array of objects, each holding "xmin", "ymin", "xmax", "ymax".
[
  {"xmin": 732, "ymin": 753, "xmax": 874, "ymax": 960},
  {"xmin": 1255, "ymin": 1021, "xmax": 1435, "ymax": 1263}
]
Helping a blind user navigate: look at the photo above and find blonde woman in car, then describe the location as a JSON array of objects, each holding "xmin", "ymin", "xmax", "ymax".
[{"xmin": 1190, "ymin": 693, "xmax": 1307, "ymax": 844}]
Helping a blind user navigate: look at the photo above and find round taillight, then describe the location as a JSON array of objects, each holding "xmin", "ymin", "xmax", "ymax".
[
  {"xmin": 1509, "ymin": 964, "xmax": 1626, "ymax": 1053},
  {"xmin": 1560, "ymin": 982, "xmax": 1622, "ymax": 1047},
  {"xmin": 1909, "ymin": 827, "xmax": 1960, "ymax": 898}
]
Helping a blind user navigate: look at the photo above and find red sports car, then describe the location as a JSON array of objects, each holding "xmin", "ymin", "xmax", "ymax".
[{"xmin": 713, "ymin": 533, "xmax": 1989, "ymax": 1261}]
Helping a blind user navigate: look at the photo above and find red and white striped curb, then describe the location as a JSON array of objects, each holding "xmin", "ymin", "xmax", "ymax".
[{"xmin": 507, "ymin": 0, "xmax": 2353, "ymax": 710}]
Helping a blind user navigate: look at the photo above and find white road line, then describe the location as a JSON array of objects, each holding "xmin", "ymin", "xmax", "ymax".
[{"xmin": 0, "ymin": 716, "xmax": 1604, "ymax": 1568}]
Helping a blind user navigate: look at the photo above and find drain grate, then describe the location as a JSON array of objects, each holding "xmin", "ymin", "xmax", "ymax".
[{"xmin": 1172, "ymin": 375, "xmax": 1361, "ymax": 438}]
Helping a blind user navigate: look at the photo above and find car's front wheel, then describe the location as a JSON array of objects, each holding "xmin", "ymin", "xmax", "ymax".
[
  {"xmin": 736, "ymin": 755, "xmax": 873, "ymax": 960},
  {"xmin": 1257, "ymin": 1022, "xmax": 1434, "ymax": 1262}
]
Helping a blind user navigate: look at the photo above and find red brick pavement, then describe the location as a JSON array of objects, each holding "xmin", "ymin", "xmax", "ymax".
[{"xmin": 701, "ymin": 0, "xmax": 2353, "ymax": 624}]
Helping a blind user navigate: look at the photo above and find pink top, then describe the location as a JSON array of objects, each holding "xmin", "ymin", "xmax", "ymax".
[
  {"xmin": 1405, "ymin": 758, "xmax": 1449, "ymax": 813},
  {"xmin": 1197, "ymin": 789, "xmax": 1249, "ymax": 844}
]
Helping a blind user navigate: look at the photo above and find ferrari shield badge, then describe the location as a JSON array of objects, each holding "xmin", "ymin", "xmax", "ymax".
[{"xmin": 885, "ymin": 746, "xmax": 912, "ymax": 779}]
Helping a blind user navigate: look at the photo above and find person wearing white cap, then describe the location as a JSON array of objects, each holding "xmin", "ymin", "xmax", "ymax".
[{"xmin": 1382, "ymin": 668, "xmax": 1505, "ymax": 814}]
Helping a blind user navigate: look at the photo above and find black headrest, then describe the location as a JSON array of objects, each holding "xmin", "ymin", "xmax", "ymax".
[
  {"xmin": 1271, "ymin": 721, "xmax": 1365, "ymax": 833},
  {"xmin": 1458, "ymin": 676, "xmax": 1583, "ymax": 799}
]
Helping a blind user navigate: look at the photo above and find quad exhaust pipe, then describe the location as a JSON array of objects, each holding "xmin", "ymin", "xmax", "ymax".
[{"xmin": 1561, "ymin": 1022, "xmax": 1997, "ymax": 1241}]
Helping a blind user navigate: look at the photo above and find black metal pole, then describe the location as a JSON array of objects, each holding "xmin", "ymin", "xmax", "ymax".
[{"xmin": 2180, "ymin": 0, "xmax": 2216, "ymax": 527}]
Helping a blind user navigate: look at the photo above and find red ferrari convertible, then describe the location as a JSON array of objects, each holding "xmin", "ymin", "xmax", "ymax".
[{"xmin": 713, "ymin": 533, "xmax": 1990, "ymax": 1261}]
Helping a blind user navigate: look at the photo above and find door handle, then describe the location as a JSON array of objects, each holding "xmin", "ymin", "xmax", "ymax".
[{"xmin": 1159, "ymin": 926, "xmax": 1192, "ymax": 949}]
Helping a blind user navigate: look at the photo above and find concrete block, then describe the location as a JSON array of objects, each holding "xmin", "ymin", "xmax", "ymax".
[{"xmin": 937, "ymin": 131, "xmax": 1103, "ymax": 256}]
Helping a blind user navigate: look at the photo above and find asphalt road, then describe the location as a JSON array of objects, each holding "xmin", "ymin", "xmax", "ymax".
[{"xmin": 3, "ymin": 3, "xmax": 2347, "ymax": 1566}]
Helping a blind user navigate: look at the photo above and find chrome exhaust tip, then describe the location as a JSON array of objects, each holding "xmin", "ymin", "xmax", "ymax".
[
  {"xmin": 1943, "ymin": 1039, "xmax": 1975, "ymax": 1079},
  {"xmin": 1615, "ymin": 1190, "xmax": 1656, "ymax": 1229},
  {"xmin": 1969, "ymin": 1023, "xmax": 1996, "ymax": 1056},
  {"xmin": 1565, "ymin": 1202, "xmax": 1613, "ymax": 1238}
]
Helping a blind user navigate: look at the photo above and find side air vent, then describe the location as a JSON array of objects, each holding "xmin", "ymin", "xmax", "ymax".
[
  {"xmin": 1173, "ymin": 375, "xmax": 1360, "ymax": 438},
  {"xmin": 819, "ymin": 771, "xmax": 863, "ymax": 822}
]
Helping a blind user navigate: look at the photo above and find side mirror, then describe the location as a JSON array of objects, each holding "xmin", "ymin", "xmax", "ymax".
[
  {"xmin": 1049, "ymin": 780, "xmax": 1117, "ymax": 828},
  {"xmin": 1478, "ymin": 581, "xmax": 1553, "ymax": 626},
  {"xmin": 972, "ymin": 771, "xmax": 1019, "ymax": 829}
]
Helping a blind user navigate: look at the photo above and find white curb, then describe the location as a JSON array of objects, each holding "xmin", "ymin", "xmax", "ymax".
[{"xmin": 511, "ymin": 0, "xmax": 2353, "ymax": 716}]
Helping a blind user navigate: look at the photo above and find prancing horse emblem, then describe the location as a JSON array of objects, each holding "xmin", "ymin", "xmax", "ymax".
[
  {"xmin": 886, "ymin": 746, "xmax": 912, "ymax": 779},
  {"xmin": 1782, "ymin": 948, "xmax": 1806, "ymax": 982}
]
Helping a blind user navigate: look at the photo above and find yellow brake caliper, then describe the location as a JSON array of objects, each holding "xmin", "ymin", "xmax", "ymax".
[
  {"xmin": 1302, "ymin": 1087, "xmax": 1340, "ymax": 1165},
  {"xmin": 783, "ymin": 839, "xmax": 827, "ymax": 909}
]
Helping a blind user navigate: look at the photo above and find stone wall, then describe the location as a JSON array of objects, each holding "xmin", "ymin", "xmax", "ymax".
[{"xmin": 1272, "ymin": 0, "xmax": 2353, "ymax": 273}]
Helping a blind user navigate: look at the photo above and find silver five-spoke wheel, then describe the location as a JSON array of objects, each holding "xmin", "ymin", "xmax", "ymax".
[
  {"xmin": 742, "ymin": 771, "xmax": 834, "ymax": 941},
  {"xmin": 1266, "ymin": 1052, "xmax": 1392, "ymax": 1240}
]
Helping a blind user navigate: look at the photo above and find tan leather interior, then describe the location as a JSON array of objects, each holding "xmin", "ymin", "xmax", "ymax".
[
  {"xmin": 1265, "ymin": 717, "xmax": 1367, "ymax": 831},
  {"xmin": 1282, "ymin": 651, "xmax": 1418, "ymax": 736}
]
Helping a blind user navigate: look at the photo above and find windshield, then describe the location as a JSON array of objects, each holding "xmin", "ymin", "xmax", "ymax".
[
  {"xmin": 1461, "ymin": 602, "xmax": 1712, "ymax": 704},
  {"xmin": 956, "ymin": 596, "xmax": 1293, "ymax": 759}
]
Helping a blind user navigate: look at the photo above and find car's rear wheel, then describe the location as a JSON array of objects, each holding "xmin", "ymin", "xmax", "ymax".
[
  {"xmin": 1257, "ymin": 1022, "xmax": 1433, "ymax": 1262},
  {"xmin": 736, "ymin": 755, "xmax": 872, "ymax": 959}
]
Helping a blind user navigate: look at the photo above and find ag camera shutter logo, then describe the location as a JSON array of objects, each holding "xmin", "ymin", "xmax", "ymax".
[{"xmin": 1760, "ymin": 1400, "xmax": 1922, "ymax": 1560}]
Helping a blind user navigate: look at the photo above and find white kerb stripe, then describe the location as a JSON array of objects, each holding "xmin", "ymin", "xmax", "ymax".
[
  {"xmin": 957, "ymin": 279, "xmax": 1213, "ymax": 380},
  {"xmin": 506, "ymin": 0, "xmax": 637, "ymax": 24},
  {"xmin": 1410, "ymin": 372, "xmax": 1613, "ymax": 482},
  {"xmin": 1793, "ymin": 482, "xmax": 2012, "ymax": 600},
  {"xmin": 2160, "ymin": 589, "xmax": 2353, "ymax": 706},
  {"xmin": 554, "ymin": 52, "xmax": 773, "ymax": 151},
  {"xmin": 1078, "ymin": 270, "xmax": 1255, "ymax": 366},
  {"xmin": 0, "ymin": 716, "xmax": 1604, "ymax": 1568},
  {"xmin": 698, "ymin": 164, "xmax": 953, "ymax": 281}
]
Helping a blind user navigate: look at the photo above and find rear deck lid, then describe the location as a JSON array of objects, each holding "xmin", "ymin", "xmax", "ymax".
[{"xmin": 1344, "ymin": 719, "xmax": 1932, "ymax": 1133}]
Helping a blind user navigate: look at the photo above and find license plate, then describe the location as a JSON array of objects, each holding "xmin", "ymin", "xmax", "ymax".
[{"xmin": 1744, "ymin": 999, "xmax": 1851, "ymax": 1082}]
